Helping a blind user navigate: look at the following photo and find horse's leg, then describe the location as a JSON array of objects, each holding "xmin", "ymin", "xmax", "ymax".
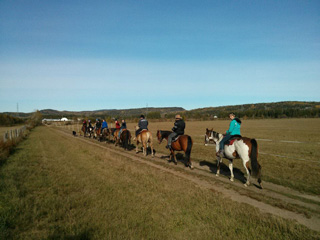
[
  {"xmin": 136, "ymin": 141, "xmax": 139, "ymax": 153},
  {"xmin": 143, "ymin": 140, "xmax": 147, "ymax": 156},
  {"xmin": 170, "ymin": 150, "xmax": 177, "ymax": 164},
  {"xmin": 243, "ymin": 161, "xmax": 251, "ymax": 187},
  {"xmin": 229, "ymin": 160, "xmax": 234, "ymax": 182},
  {"xmin": 216, "ymin": 157, "xmax": 221, "ymax": 177},
  {"xmin": 150, "ymin": 141, "xmax": 154, "ymax": 157}
]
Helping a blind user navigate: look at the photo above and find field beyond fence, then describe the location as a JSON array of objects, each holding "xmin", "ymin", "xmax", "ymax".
[{"xmin": 1, "ymin": 125, "xmax": 27, "ymax": 143}]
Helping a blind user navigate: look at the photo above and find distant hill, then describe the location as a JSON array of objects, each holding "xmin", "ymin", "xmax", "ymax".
[
  {"xmin": 181, "ymin": 101, "xmax": 320, "ymax": 119},
  {"xmin": 2, "ymin": 101, "xmax": 320, "ymax": 120},
  {"xmin": 4, "ymin": 107, "xmax": 185, "ymax": 119}
]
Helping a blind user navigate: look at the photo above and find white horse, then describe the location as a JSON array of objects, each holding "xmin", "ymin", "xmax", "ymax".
[{"xmin": 205, "ymin": 128, "xmax": 262, "ymax": 188}]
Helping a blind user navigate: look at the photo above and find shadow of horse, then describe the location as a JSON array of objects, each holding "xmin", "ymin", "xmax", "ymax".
[
  {"xmin": 199, "ymin": 160, "xmax": 247, "ymax": 184},
  {"xmin": 137, "ymin": 146, "xmax": 156, "ymax": 156},
  {"xmin": 160, "ymin": 152, "xmax": 192, "ymax": 167}
]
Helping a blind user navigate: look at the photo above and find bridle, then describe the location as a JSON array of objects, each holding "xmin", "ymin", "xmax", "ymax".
[{"xmin": 205, "ymin": 130, "xmax": 218, "ymax": 145}]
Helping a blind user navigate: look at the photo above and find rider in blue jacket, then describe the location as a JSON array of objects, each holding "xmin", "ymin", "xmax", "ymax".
[
  {"xmin": 217, "ymin": 113, "xmax": 241, "ymax": 157},
  {"xmin": 101, "ymin": 120, "xmax": 108, "ymax": 134}
]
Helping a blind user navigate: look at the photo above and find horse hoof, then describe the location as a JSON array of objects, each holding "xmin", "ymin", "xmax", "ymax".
[
  {"xmin": 190, "ymin": 165, "xmax": 194, "ymax": 170},
  {"xmin": 230, "ymin": 178, "xmax": 234, "ymax": 182},
  {"xmin": 244, "ymin": 183, "xmax": 248, "ymax": 187},
  {"xmin": 216, "ymin": 174, "xmax": 219, "ymax": 177}
]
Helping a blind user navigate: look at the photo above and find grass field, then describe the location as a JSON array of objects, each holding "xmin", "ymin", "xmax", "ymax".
[
  {"xmin": 1, "ymin": 125, "xmax": 319, "ymax": 239},
  {"xmin": 60, "ymin": 118, "xmax": 320, "ymax": 195}
]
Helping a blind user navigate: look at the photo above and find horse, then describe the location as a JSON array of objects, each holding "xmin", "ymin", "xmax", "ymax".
[
  {"xmin": 94, "ymin": 127, "xmax": 102, "ymax": 140},
  {"xmin": 156, "ymin": 130, "xmax": 193, "ymax": 169},
  {"xmin": 80, "ymin": 125, "xmax": 87, "ymax": 137},
  {"xmin": 100, "ymin": 128, "xmax": 111, "ymax": 142},
  {"xmin": 120, "ymin": 129, "xmax": 131, "ymax": 150},
  {"xmin": 205, "ymin": 128, "xmax": 262, "ymax": 188},
  {"xmin": 112, "ymin": 128, "xmax": 120, "ymax": 144},
  {"xmin": 87, "ymin": 126, "xmax": 94, "ymax": 138},
  {"xmin": 135, "ymin": 127, "xmax": 154, "ymax": 157}
]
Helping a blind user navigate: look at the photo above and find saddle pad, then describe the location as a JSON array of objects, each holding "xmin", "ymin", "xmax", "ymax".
[{"xmin": 225, "ymin": 135, "xmax": 242, "ymax": 146}]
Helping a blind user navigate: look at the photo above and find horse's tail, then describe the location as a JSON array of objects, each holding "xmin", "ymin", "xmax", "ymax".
[
  {"xmin": 125, "ymin": 130, "xmax": 129, "ymax": 150},
  {"xmin": 185, "ymin": 136, "xmax": 193, "ymax": 161},
  {"xmin": 250, "ymin": 139, "xmax": 261, "ymax": 182}
]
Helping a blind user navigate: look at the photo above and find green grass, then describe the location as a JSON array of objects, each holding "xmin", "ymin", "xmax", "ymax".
[{"xmin": 1, "ymin": 126, "xmax": 319, "ymax": 239}]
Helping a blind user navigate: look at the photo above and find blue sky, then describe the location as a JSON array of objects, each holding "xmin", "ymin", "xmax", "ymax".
[{"xmin": 0, "ymin": 0, "xmax": 319, "ymax": 113}]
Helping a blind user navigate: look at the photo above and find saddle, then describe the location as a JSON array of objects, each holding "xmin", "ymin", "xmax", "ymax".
[
  {"xmin": 225, "ymin": 135, "xmax": 242, "ymax": 146},
  {"xmin": 172, "ymin": 135, "xmax": 182, "ymax": 142}
]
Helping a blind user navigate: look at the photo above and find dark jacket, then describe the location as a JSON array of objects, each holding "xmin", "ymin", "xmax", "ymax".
[
  {"xmin": 120, "ymin": 122, "xmax": 127, "ymax": 129},
  {"xmin": 172, "ymin": 119, "xmax": 185, "ymax": 135},
  {"xmin": 96, "ymin": 121, "xmax": 102, "ymax": 129},
  {"xmin": 138, "ymin": 118, "xmax": 148, "ymax": 129}
]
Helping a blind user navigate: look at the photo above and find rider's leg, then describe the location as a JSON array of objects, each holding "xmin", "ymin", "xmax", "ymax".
[{"xmin": 167, "ymin": 132, "xmax": 177, "ymax": 149}]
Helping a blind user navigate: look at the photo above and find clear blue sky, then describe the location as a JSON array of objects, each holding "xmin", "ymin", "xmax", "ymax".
[{"xmin": 0, "ymin": 0, "xmax": 319, "ymax": 113}]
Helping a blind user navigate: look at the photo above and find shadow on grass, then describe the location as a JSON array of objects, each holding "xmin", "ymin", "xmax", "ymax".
[
  {"xmin": 160, "ymin": 152, "xmax": 191, "ymax": 167},
  {"xmin": 199, "ymin": 160, "xmax": 247, "ymax": 184}
]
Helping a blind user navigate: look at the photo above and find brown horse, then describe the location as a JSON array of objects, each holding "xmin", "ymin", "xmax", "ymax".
[
  {"xmin": 120, "ymin": 129, "xmax": 131, "ymax": 150},
  {"xmin": 112, "ymin": 128, "xmax": 120, "ymax": 144},
  {"xmin": 156, "ymin": 130, "xmax": 193, "ymax": 169},
  {"xmin": 80, "ymin": 125, "xmax": 87, "ymax": 137},
  {"xmin": 100, "ymin": 128, "xmax": 111, "ymax": 142},
  {"xmin": 94, "ymin": 127, "xmax": 101, "ymax": 140},
  {"xmin": 135, "ymin": 127, "xmax": 154, "ymax": 157},
  {"xmin": 205, "ymin": 128, "xmax": 262, "ymax": 188}
]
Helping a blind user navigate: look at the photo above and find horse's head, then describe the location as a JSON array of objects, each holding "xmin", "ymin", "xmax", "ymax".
[
  {"xmin": 156, "ymin": 130, "xmax": 163, "ymax": 144},
  {"xmin": 205, "ymin": 128, "xmax": 220, "ymax": 145}
]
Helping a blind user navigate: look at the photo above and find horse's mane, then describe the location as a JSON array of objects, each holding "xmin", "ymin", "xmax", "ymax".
[{"xmin": 159, "ymin": 130, "xmax": 172, "ymax": 138}]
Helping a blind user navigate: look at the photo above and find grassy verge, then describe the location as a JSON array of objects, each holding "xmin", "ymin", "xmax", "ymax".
[{"xmin": 1, "ymin": 126, "xmax": 319, "ymax": 239}]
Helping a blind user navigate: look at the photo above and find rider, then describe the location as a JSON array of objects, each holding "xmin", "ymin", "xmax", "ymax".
[
  {"xmin": 118, "ymin": 119, "xmax": 127, "ymax": 138},
  {"xmin": 101, "ymin": 119, "xmax": 108, "ymax": 134},
  {"xmin": 95, "ymin": 119, "xmax": 102, "ymax": 133},
  {"xmin": 217, "ymin": 113, "xmax": 242, "ymax": 157},
  {"xmin": 88, "ymin": 119, "xmax": 94, "ymax": 130},
  {"xmin": 166, "ymin": 115, "xmax": 185, "ymax": 150},
  {"xmin": 135, "ymin": 115, "xmax": 148, "ymax": 137},
  {"xmin": 112, "ymin": 119, "xmax": 121, "ymax": 135}
]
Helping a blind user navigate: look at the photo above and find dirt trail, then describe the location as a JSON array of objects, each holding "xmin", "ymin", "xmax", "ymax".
[{"xmin": 52, "ymin": 126, "xmax": 320, "ymax": 232}]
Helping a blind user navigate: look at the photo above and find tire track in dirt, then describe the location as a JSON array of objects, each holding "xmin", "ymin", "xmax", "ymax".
[{"xmin": 51, "ymin": 126, "xmax": 320, "ymax": 232}]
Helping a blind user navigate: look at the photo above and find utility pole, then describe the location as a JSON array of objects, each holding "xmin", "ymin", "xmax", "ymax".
[{"xmin": 17, "ymin": 103, "xmax": 19, "ymax": 117}]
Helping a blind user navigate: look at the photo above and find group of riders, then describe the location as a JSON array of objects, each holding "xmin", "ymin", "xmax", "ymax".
[{"xmin": 81, "ymin": 112, "xmax": 241, "ymax": 155}]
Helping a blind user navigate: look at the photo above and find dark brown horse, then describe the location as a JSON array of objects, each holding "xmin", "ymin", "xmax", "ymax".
[
  {"xmin": 156, "ymin": 130, "xmax": 193, "ymax": 169},
  {"xmin": 120, "ymin": 129, "xmax": 131, "ymax": 150}
]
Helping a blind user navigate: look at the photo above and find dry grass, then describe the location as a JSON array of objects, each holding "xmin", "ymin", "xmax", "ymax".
[
  {"xmin": 1, "ymin": 126, "xmax": 319, "ymax": 239},
  {"xmin": 57, "ymin": 119, "xmax": 320, "ymax": 195},
  {"xmin": 0, "ymin": 125, "xmax": 25, "ymax": 136}
]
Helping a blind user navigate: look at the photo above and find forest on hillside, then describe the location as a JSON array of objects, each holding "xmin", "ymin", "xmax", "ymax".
[{"xmin": 2, "ymin": 101, "xmax": 320, "ymax": 122}]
